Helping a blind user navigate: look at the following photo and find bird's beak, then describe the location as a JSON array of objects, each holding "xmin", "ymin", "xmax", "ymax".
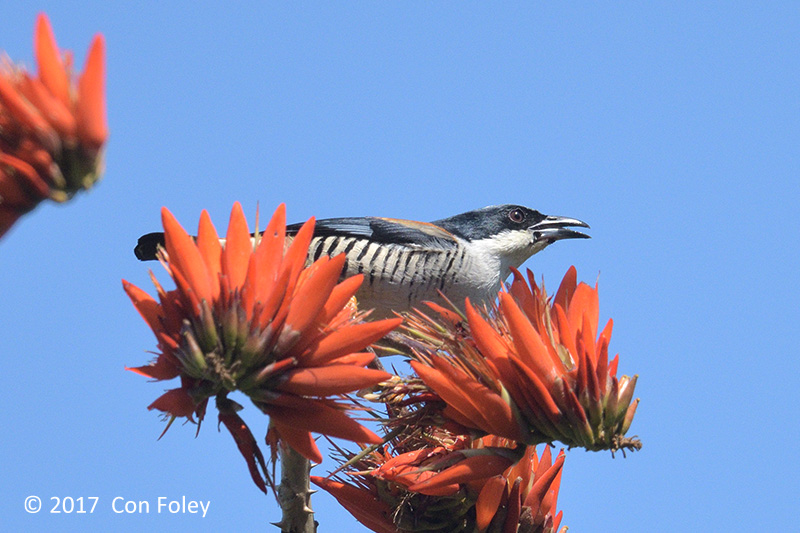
[{"xmin": 529, "ymin": 215, "xmax": 591, "ymax": 243}]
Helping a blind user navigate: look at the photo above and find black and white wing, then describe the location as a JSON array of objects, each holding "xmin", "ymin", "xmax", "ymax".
[{"xmin": 288, "ymin": 217, "xmax": 458, "ymax": 248}]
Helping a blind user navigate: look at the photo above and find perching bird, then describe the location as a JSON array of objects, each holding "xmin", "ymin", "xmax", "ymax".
[{"xmin": 134, "ymin": 205, "xmax": 589, "ymax": 317}]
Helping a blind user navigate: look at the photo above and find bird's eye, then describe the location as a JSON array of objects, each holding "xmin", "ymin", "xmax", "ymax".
[{"xmin": 508, "ymin": 208, "xmax": 525, "ymax": 224}]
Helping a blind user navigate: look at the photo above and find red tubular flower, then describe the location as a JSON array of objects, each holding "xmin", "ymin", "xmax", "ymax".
[
  {"xmin": 312, "ymin": 435, "xmax": 566, "ymax": 533},
  {"xmin": 313, "ymin": 440, "xmax": 480, "ymax": 533},
  {"xmin": 402, "ymin": 266, "xmax": 640, "ymax": 453},
  {"xmin": 473, "ymin": 438, "xmax": 565, "ymax": 533},
  {"xmin": 124, "ymin": 203, "xmax": 401, "ymax": 489},
  {"xmin": 0, "ymin": 13, "xmax": 107, "ymax": 238},
  {"xmin": 310, "ymin": 476, "xmax": 397, "ymax": 533},
  {"xmin": 218, "ymin": 398, "xmax": 270, "ymax": 494}
]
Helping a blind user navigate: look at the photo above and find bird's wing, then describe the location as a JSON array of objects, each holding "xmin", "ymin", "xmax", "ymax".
[{"xmin": 287, "ymin": 217, "xmax": 459, "ymax": 249}]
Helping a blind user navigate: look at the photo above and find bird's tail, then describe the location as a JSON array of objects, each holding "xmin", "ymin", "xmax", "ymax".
[
  {"xmin": 134, "ymin": 230, "xmax": 274, "ymax": 261},
  {"xmin": 134, "ymin": 232, "xmax": 165, "ymax": 261}
]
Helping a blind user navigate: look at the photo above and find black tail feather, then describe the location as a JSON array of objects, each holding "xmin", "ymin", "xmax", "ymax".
[{"xmin": 134, "ymin": 232, "xmax": 165, "ymax": 261}]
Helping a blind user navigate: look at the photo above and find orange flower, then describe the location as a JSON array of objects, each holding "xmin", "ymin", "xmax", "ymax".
[
  {"xmin": 472, "ymin": 438, "xmax": 565, "ymax": 533},
  {"xmin": 403, "ymin": 266, "xmax": 640, "ymax": 453},
  {"xmin": 124, "ymin": 203, "xmax": 401, "ymax": 490},
  {"xmin": 0, "ymin": 13, "xmax": 107, "ymax": 238},
  {"xmin": 312, "ymin": 439, "xmax": 481, "ymax": 533},
  {"xmin": 310, "ymin": 476, "xmax": 397, "ymax": 533},
  {"xmin": 312, "ymin": 435, "xmax": 566, "ymax": 533}
]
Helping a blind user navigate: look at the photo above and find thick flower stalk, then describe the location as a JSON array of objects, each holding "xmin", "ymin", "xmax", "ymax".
[
  {"xmin": 123, "ymin": 203, "xmax": 402, "ymax": 491},
  {"xmin": 311, "ymin": 435, "xmax": 565, "ymax": 533},
  {"xmin": 401, "ymin": 266, "xmax": 640, "ymax": 453},
  {"xmin": 0, "ymin": 13, "xmax": 107, "ymax": 238}
]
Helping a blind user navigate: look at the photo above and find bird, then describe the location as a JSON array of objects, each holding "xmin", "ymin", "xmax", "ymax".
[{"xmin": 134, "ymin": 204, "xmax": 589, "ymax": 318}]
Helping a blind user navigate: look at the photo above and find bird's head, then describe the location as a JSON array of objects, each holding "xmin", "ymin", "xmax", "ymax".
[{"xmin": 433, "ymin": 204, "xmax": 590, "ymax": 268}]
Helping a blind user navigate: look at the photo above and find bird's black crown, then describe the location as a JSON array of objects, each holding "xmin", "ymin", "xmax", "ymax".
[{"xmin": 432, "ymin": 204, "xmax": 545, "ymax": 241}]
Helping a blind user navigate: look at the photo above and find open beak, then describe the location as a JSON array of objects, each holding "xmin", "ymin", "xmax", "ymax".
[{"xmin": 529, "ymin": 215, "xmax": 591, "ymax": 243}]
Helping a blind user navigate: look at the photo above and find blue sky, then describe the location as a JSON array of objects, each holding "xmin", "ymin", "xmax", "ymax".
[{"xmin": 2, "ymin": 3, "xmax": 798, "ymax": 531}]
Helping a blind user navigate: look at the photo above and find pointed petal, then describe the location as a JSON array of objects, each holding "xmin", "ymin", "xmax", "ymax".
[
  {"xmin": 616, "ymin": 375, "xmax": 638, "ymax": 418},
  {"xmin": 465, "ymin": 298, "xmax": 515, "ymax": 382},
  {"xmin": 222, "ymin": 202, "xmax": 251, "ymax": 292},
  {"xmin": 532, "ymin": 445, "xmax": 553, "ymax": 481},
  {"xmin": 318, "ymin": 274, "xmax": 363, "ymax": 325},
  {"xmin": 34, "ymin": 13, "xmax": 70, "ymax": 107},
  {"xmin": 621, "ymin": 397, "xmax": 640, "ymax": 434},
  {"xmin": 575, "ymin": 335, "xmax": 590, "ymax": 397},
  {"xmin": 263, "ymin": 395, "xmax": 382, "ymax": 444},
  {"xmin": 219, "ymin": 411, "xmax": 268, "ymax": 493},
  {"xmin": 0, "ymin": 75, "xmax": 57, "ymax": 148},
  {"xmin": 608, "ymin": 354, "xmax": 619, "ymax": 378},
  {"xmin": 375, "ymin": 460, "xmax": 459, "ymax": 496},
  {"xmin": 500, "ymin": 292, "xmax": 563, "ymax": 380},
  {"xmin": 272, "ymin": 420, "xmax": 322, "ymax": 464},
  {"xmin": 255, "ymin": 266, "xmax": 292, "ymax": 330},
  {"xmin": 411, "ymin": 359, "xmax": 520, "ymax": 441},
  {"xmin": 161, "ymin": 207, "xmax": 212, "ymax": 308},
  {"xmin": 568, "ymin": 283, "xmax": 598, "ymax": 341},
  {"xmin": 580, "ymin": 314, "xmax": 600, "ymax": 401},
  {"xmin": 441, "ymin": 405, "xmax": 483, "ymax": 432},
  {"xmin": 561, "ymin": 382, "xmax": 593, "ymax": 445},
  {"xmin": 327, "ymin": 352, "xmax": 376, "ymax": 367},
  {"xmin": 241, "ymin": 254, "xmax": 259, "ymax": 321},
  {"xmin": 410, "ymin": 362, "xmax": 487, "ymax": 430},
  {"xmin": 502, "ymin": 478, "xmax": 522, "ymax": 533},
  {"xmin": 507, "ymin": 267, "xmax": 541, "ymax": 332},
  {"xmin": 147, "ymin": 388, "xmax": 195, "ymax": 417},
  {"xmin": 526, "ymin": 452, "xmax": 565, "ymax": 518},
  {"xmin": 508, "ymin": 357, "xmax": 562, "ymax": 424},
  {"xmin": 168, "ymin": 260, "xmax": 202, "ymax": 315},
  {"xmin": 466, "ymin": 299, "xmax": 512, "ymax": 364},
  {"xmin": 266, "ymin": 217, "xmax": 316, "ymax": 338},
  {"xmin": 597, "ymin": 317, "xmax": 613, "ymax": 354},
  {"xmin": 553, "ymin": 266, "xmax": 577, "ymax": 313},
  {"xmin": 376, "ymin": 448, "xmax": 440, "ymax": 475},
  {"xmin": 196, "ymin": 210, "xmax": 222, "ymax": 300},
  {"xmin": 424, "ymin": 301, "xmax": 464, "ymax": 326},
  {"xmin": 276, "ymin": 366, "xmax": 391, "ymax": 396},
  {"xmin": 554, "ymin": 303, "xmax": 578, "ymax": 362},
  {"xmin": 282, "ymin": 216, "xmax": 315, "ymax": 292},
  {"xmin": 19, "ymin": 74, "xmax": 76, "ymax": 139},
  {"xmin": 301, "ymin": 318, "xmax": 401, "ymax": 366},
  {"xmin": 122, "ymin": 280, "xmax": 161, "ymax": 335},
  {"xmin": 476, "ymin": 475, "xmax": 507, "ymax": 531},
  {"xmin": 281, "ymin": 254, "xmax": 346, "ymax": 341},
  {"xmin": 595, "ymin": 333, "xmax": 610, "ymax": 397},
  {"xmin": 595, "ymin": 318, "xmax": 613, "ymax": 394},
  {"xmin": 310, "ymin": 477, "xmax": 396, "ymax": 533},
  {"xmin": 125, "ymin": 358, "xmax": 180, "ymax": 380},
  {"xmin": 504, "ymin": 445, "xmax": 531, "ymax": 487},
  {"xmin": 76, "ymin": 34, "xmax": 107, "ymax": 149},
  {"xmin": 538, "ymin": 451, "xmax": 565, "ymax": 517},
  {"xmin": 253, "ymin": 203, "xmax": 286, "ymax": 299},
  {"xmin": 409, "ymin": 454, "xmax": 514, "ymax": 494}
]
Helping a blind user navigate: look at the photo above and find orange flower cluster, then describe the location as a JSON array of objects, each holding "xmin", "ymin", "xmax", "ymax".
[
  {"xmin": 0, "ymin": 14, "xmax": 107, "ymax": 238},
  {"xmin": 312, "ymin": 436, "xmax": 565, "ymax": 533},
  {"xmin": 405, "ymin": 266, "xmax": 640, "ymax": 452},
  {"xmin": 123, "ymin": 203, "xmax": 401, "ymax": 491},
  {"xmin": 471, "ymin": 439, "xmax": 565, "ymax": 533}
]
